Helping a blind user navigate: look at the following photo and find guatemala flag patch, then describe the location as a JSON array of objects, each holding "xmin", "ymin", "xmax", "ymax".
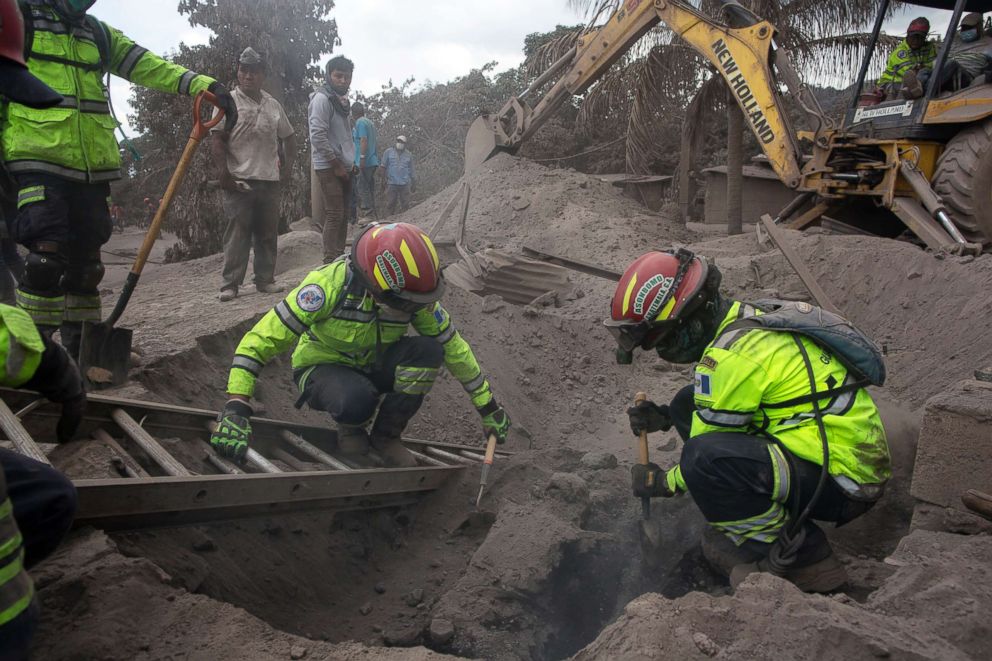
[
  {"xmin": 433, "ymin": 305, "xmax": 446, "ymax": 325},
  {"xmin": 694, "ymin": 371, "xmax": 712, "ymax": 397}
]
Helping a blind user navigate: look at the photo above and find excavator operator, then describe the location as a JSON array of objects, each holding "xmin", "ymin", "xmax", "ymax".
[
  {"xmin": 210, "ymin": 222, "xmax": 511, "ymax": 468},
  {"xmin": 606, "ymin": 249, "xmax": 891, "ymax": 593},
  {"xmin": 878, "ymin": 16, "xmax": 937, "ymax": 99}
]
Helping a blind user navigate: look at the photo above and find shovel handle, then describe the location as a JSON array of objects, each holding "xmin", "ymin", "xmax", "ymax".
[
  {"xmin": 634, "ymin": 391, "xmax": 651, "ymax": 520},
  {"xmin": 106, "ymin": 93, "xmax": 217, "ymax": 327}
]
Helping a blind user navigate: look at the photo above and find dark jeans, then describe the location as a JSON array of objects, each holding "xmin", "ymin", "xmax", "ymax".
[
  {"xmin": 315, "ymin": 168, "xmax": 350, "ymax": 263},
  {"xmin": 384, "ymin": 183, "xmax": 410, "ymax": 216},
  {"xmin": 668, "ymin": 385, "xmax": 869, "ymax": 552},
  {"xmin": 295, "ymin": 336, "xmax": 444, "ymax": 437},
  {"xmin": 356, "ymin": 166, "xmax": 377, "ymax": 214},
  {"xmin": 0, "ymin": 449, "xmax": 77, "ymax": 661},
  {"xmin": 220, "ymin": 180, "xmax": 281, "ymax": 292}
]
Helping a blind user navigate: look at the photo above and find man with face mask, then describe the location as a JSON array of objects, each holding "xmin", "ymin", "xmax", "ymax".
[
  {"xmin": 380, "ymin": 135, "xmax": 415, "ymax": 216},
  {"xmin": 606, "ymin": 249, "xmax": 890, "ymax": 593},
  {"xmin": 878, "ymin": 17, "xmax": 937, "ymax": 99},
  {"xmin": 3, "ymin": 0, "xmax": 236, "ymax": 359},
  {"xmin": 947, "ymin": 13, "xmax": 992, "ymax": 86},
  {"xmin": 209, "ymin": 222, "xmax": 510, "ymax": 468},
  {"xmin": 309, "ymin": 55, "xmax": 355, "ymax": 262}
]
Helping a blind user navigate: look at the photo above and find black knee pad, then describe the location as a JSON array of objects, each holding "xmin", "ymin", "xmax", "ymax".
[
  {"xmin": 22, "ymin": 250, "xmax": 65, "ymax": 292},
  {"xmin": 66, "ymin": 259, "xmax": 105, "ymax": 291}
]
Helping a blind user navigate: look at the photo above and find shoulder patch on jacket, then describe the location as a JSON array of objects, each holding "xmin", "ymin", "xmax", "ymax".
[
  {"xmin": 694, "ymin": 370, "xmax": 712, "ymax": 397},
  {"xmin": 296, "ymin": 284, "xmax": 326, "ymax": 312},
  {"xmin": 699, "ymin": 356, "xmax": 718, "ymax": 370}
]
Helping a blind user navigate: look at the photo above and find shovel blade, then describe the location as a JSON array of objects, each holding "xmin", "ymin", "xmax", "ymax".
[
  {"xmin": 639, "ymin": 518, "xmax": 664, "ymax": 568},
  {"xmin": 78, "ymin": 321, "xmax": 133, "ymax": 389}
]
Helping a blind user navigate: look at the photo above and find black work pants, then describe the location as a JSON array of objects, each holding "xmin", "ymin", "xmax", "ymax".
[
  {"xmin": 295, "ymin": 336, "xmax": 444, "ymax": 437},
  {"xmin": 0, "ymin": 449, "xmax": 77, "ymax": 661},
  {"xmin": 668, "ymin": 385, "xmax": 869, "ymax": 552}
]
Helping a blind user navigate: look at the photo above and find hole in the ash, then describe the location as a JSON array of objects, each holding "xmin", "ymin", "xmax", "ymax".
[
  {"xmin": 291, "ymin": 483, "xmax": 302, "ymax": 494},
  {"xmin": 363, "ymin": 480, "xmax": 371, "ymax": 489},
  {"xmin": 418, "ymin": 476, "xmax": 426, "ymax": 484},
  {"xmin": 194, "ymin": 490, "xmax": 207, "ymax": 502}
]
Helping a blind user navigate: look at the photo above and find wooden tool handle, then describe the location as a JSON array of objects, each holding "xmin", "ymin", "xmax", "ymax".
[
  {"xmin": 483, "ymin": 433, "xmax": 498, "ymax": 466},
  {"xmin": 634, "ymin": 391, "xmax": 649, "ymax": 465}
]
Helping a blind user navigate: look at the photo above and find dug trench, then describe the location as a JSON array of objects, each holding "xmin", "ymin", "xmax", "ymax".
[{"xmin": 27, "ymin": 154, "xmax": 992, "ymax": 659}]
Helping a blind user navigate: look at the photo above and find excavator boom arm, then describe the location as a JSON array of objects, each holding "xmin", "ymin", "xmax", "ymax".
[{"xmin": 466, "ymin": 0, "xmax": 804, "ymax": 188}]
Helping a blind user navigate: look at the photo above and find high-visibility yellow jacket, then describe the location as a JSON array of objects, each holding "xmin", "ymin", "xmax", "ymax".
[
  {"xmin": 0, "ymin": 304, "xmax": 46, "ymax": 629},
  {"xmin": 1, "ymin": 1, "xmax": 215, "ymax": 183},
  {"xmin": 878, "ymin": 39, "xmax": 938, "ymax": 85},
  {"xmin": 227, "ymin": 260, "xmax": 494, "ymax": 409},
  {"xmin": 666, "ymin": 301, "xmax": 891, "ymax": 494}
]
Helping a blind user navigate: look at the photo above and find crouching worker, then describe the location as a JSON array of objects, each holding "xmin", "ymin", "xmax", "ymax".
[
  {"xmin": 605, "ymin": 249, "xmax": 891, "ymax": 593},
  {"xmin": 210, "ymin": 222, "xmax": 510, "ymax": 467}
]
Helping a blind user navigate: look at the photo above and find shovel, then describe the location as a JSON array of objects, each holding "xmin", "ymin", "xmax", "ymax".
[
  {"xmin": 635, "ymin": 391, "xmax": 664, "ymax": 563},
  {"xmin": 79, "ymin": 91, "xmax": 225, "ymax": 387}
]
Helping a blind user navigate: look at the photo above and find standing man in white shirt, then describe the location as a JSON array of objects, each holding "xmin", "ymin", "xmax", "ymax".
[{"xmin": 212, "ymin": 47, "xmax": 296, "ymax": 302}]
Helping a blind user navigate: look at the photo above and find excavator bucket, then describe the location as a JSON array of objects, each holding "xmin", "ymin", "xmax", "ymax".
[{"xmin": 464, "ymin": 115, "xmax": 500, "ymax": 174}]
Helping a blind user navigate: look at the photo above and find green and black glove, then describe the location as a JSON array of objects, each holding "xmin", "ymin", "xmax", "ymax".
[
  {"xmin": 211, "ymin": 399, "xmax": 253, "ymax": 460},
  {"xmin": 23, "ymin": 335, "xmax": 86, "ymax": 443},
  {"xmin": 478, "ymin": 400, "xmax": 511, "ymax": 444},
  {"xmin": 627, "ymin": 400, "xmax": 672, "ymax": 436},
  {"xmin": 631, "ymin": 462, "xmax": 674, "ymax": 499},
  {"xmin": 208, "ymin": 81, "xmax": 238, "ymax": 132}
]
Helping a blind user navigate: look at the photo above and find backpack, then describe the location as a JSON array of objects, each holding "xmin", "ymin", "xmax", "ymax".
[{"xmin": 721, "ymin": 299, "xmax": 886, "ymax": 403}]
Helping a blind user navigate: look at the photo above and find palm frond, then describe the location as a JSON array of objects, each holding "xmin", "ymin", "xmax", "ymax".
[{"xmin": 526, "ymin": 29, "xmax": 582, "ymax": 78}]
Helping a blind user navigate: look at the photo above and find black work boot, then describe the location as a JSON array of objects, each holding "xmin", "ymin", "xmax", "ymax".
[
  {"xmin": 336, "ymin": 423, "xmax": 370, "ymax": 456},
  {"xmin": 700, "ymin": 527, "xmax": 764, "ymax": 578},
  {"xmin": 729, "ymin": 524, "xmax": 848, "ymax": 593},
  {"xmin": 370, "ymin": 393, "xmax": 420, "ymax": 468}
]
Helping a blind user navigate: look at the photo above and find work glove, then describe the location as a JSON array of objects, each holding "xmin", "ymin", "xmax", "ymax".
[
  {"xmin": 631, "ymin": 462, "xmax": 674, "ymax": 499},
  {"xmin": 478, "ymin": 400, "xmax": 511, "ymax": 444},
  {"xmin": 211, "ymin": 399, "xmax": 253, "ymax": 460},
  {"xmin": 22, "ymin": 335, "xmax": 86, "ymax": 443},
  {"xmin": 207, "ymin": 81, "xmax": 238, "ymax": 132},
  {"xmin": 627, "ymin": 400, "xmax": 672, "ymax": 436}
]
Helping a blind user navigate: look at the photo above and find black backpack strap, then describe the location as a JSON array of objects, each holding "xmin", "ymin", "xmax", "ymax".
[
  {"xmin": 761, "ymin": 379, "xmax": 869, "ymax": 410},
  {"xmin": 84, "ymin": 16, "xmax": 112, "ymax": 74}
]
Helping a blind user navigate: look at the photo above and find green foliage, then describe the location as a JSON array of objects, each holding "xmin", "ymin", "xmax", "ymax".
[{"xmin": 118, "ymin": 0, "xmax": 338, "ymax": 261}]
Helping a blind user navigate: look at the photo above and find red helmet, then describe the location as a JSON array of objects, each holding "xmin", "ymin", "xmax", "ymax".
[
  {"xmin": 0, "ymin": 0, "xmax": 62, "ymax": 108},
  {"xmin": 907, "ymin": 17, "xmax": 930, "ymax": 36},
  {"xmin": 605, "ymin": 249, "xmax": 710, "ymax": 352},
  {"xmin": 351, "ymin": 222, "xmax": 444, "ymax": 312}
]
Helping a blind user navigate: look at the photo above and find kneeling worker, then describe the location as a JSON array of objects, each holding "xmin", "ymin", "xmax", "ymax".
[
  {"xmin": 210, "ymin": 222, "xmax": 510, "ymax": 467},
  {"xmin": 605, "ymin": 249, "xmax": 890, "ymax": 592}
]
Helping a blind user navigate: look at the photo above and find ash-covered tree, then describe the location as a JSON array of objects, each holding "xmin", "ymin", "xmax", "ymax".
[{"xmin": 123, "ymin": 0, "xmax": 338, "ymax": 260}]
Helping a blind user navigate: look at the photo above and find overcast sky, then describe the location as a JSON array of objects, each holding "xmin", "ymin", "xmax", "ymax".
[{"xmin": 90, "ymin": 1, "xmax": 960, "ymax": 135}]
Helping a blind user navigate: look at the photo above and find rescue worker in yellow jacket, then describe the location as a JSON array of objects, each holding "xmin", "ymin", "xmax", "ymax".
[
  {"xmin": 3, "ymin": 0, "xmax": 237, "ymax": 359},
  {"xmin": 878, "ymin": 16, "xmax": 937, "ymax": 98},
  {"xmin": 0, "ymin": 6, "xmax": 82, "ymax": 652},
  {"xmin": 210, "ymin": 222, "xmax": 511, "ymax": 467},
  {"xmin": 605, "ymin": 249, "xmax": 890, "ymax": 593}
]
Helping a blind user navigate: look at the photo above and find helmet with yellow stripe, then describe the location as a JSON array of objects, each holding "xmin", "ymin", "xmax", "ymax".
[
  {"xmin": 605, "ymin": 249, "xmax": 712, "ymax": 353},
  {"xmin": 351, "ymin": 222, "xmax": 445, "ymax": 313}
]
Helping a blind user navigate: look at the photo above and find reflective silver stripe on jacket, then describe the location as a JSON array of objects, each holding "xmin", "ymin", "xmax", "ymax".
[
  {"xmin": 178, "ymin": 70, "xmax": 197, "ymax": 95},
  {"xmin": 274, "ymin": 301, "xmax": 307, "ymax": 335},
  {"xmin": 711, "ymin": 305, "xmax": 758, "ymax": 350},
  {"xmin": 4, "ymin": 160, "xmax": 120, "ymax": 182},
  {"xmin": 435, "ymin": 325, "xmax": 456, "ymax": 344},
  {"xmin": 232, "ymin": 355, "xmax": 263, "ymax": 376},
  {"xmin": 117, "ymin": 45, "xmax": 148, "ymax": 79},
  {"xmin": 776, "ymin": 375, "xmax": 858, "ymax": 427},
  {"xmin": 332, "ymin": 308, "xmax": 375, "ymax": 323},
  {"xmin": 461, "ymin": 373, "xmax": 486, "ymax": 393},
  {"xmin": 696, "ymin": 407, "xmax": 752, "ymax": 428}
]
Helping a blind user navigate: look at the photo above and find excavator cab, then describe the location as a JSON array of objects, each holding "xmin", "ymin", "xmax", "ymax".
[{"xmin": 795, "ymin": 0, "xmax": 992, "ymax": 250}]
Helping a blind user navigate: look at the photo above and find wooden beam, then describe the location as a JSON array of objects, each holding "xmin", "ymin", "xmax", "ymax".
[{"xmin": 759, "ymin": 215, "xmax": 842, "ymax": 316}]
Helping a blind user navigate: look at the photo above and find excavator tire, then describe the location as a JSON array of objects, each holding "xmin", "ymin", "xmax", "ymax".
[{"xmin": 932, "ymin": 118, "xmax": 992, "ymax": 247}]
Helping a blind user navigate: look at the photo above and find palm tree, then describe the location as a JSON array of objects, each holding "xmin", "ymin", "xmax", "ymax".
[{"xmin": 531, "ymin": 1, "xmax": 893, "ymax": 225}]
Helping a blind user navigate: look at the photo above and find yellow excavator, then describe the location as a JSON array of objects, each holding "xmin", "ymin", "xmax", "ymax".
[{"xmin": 464, "ymin": 0, "xmax": 992, "ymax": 253}]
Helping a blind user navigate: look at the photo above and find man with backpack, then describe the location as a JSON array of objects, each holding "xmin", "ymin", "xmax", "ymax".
[
  {"xmin": 606, "ymin": 249, "xmax": 891, "ymax": 593},
  {"xmin": 3, "ymin": 0, "xmax": 237, "ymax": 358}
]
